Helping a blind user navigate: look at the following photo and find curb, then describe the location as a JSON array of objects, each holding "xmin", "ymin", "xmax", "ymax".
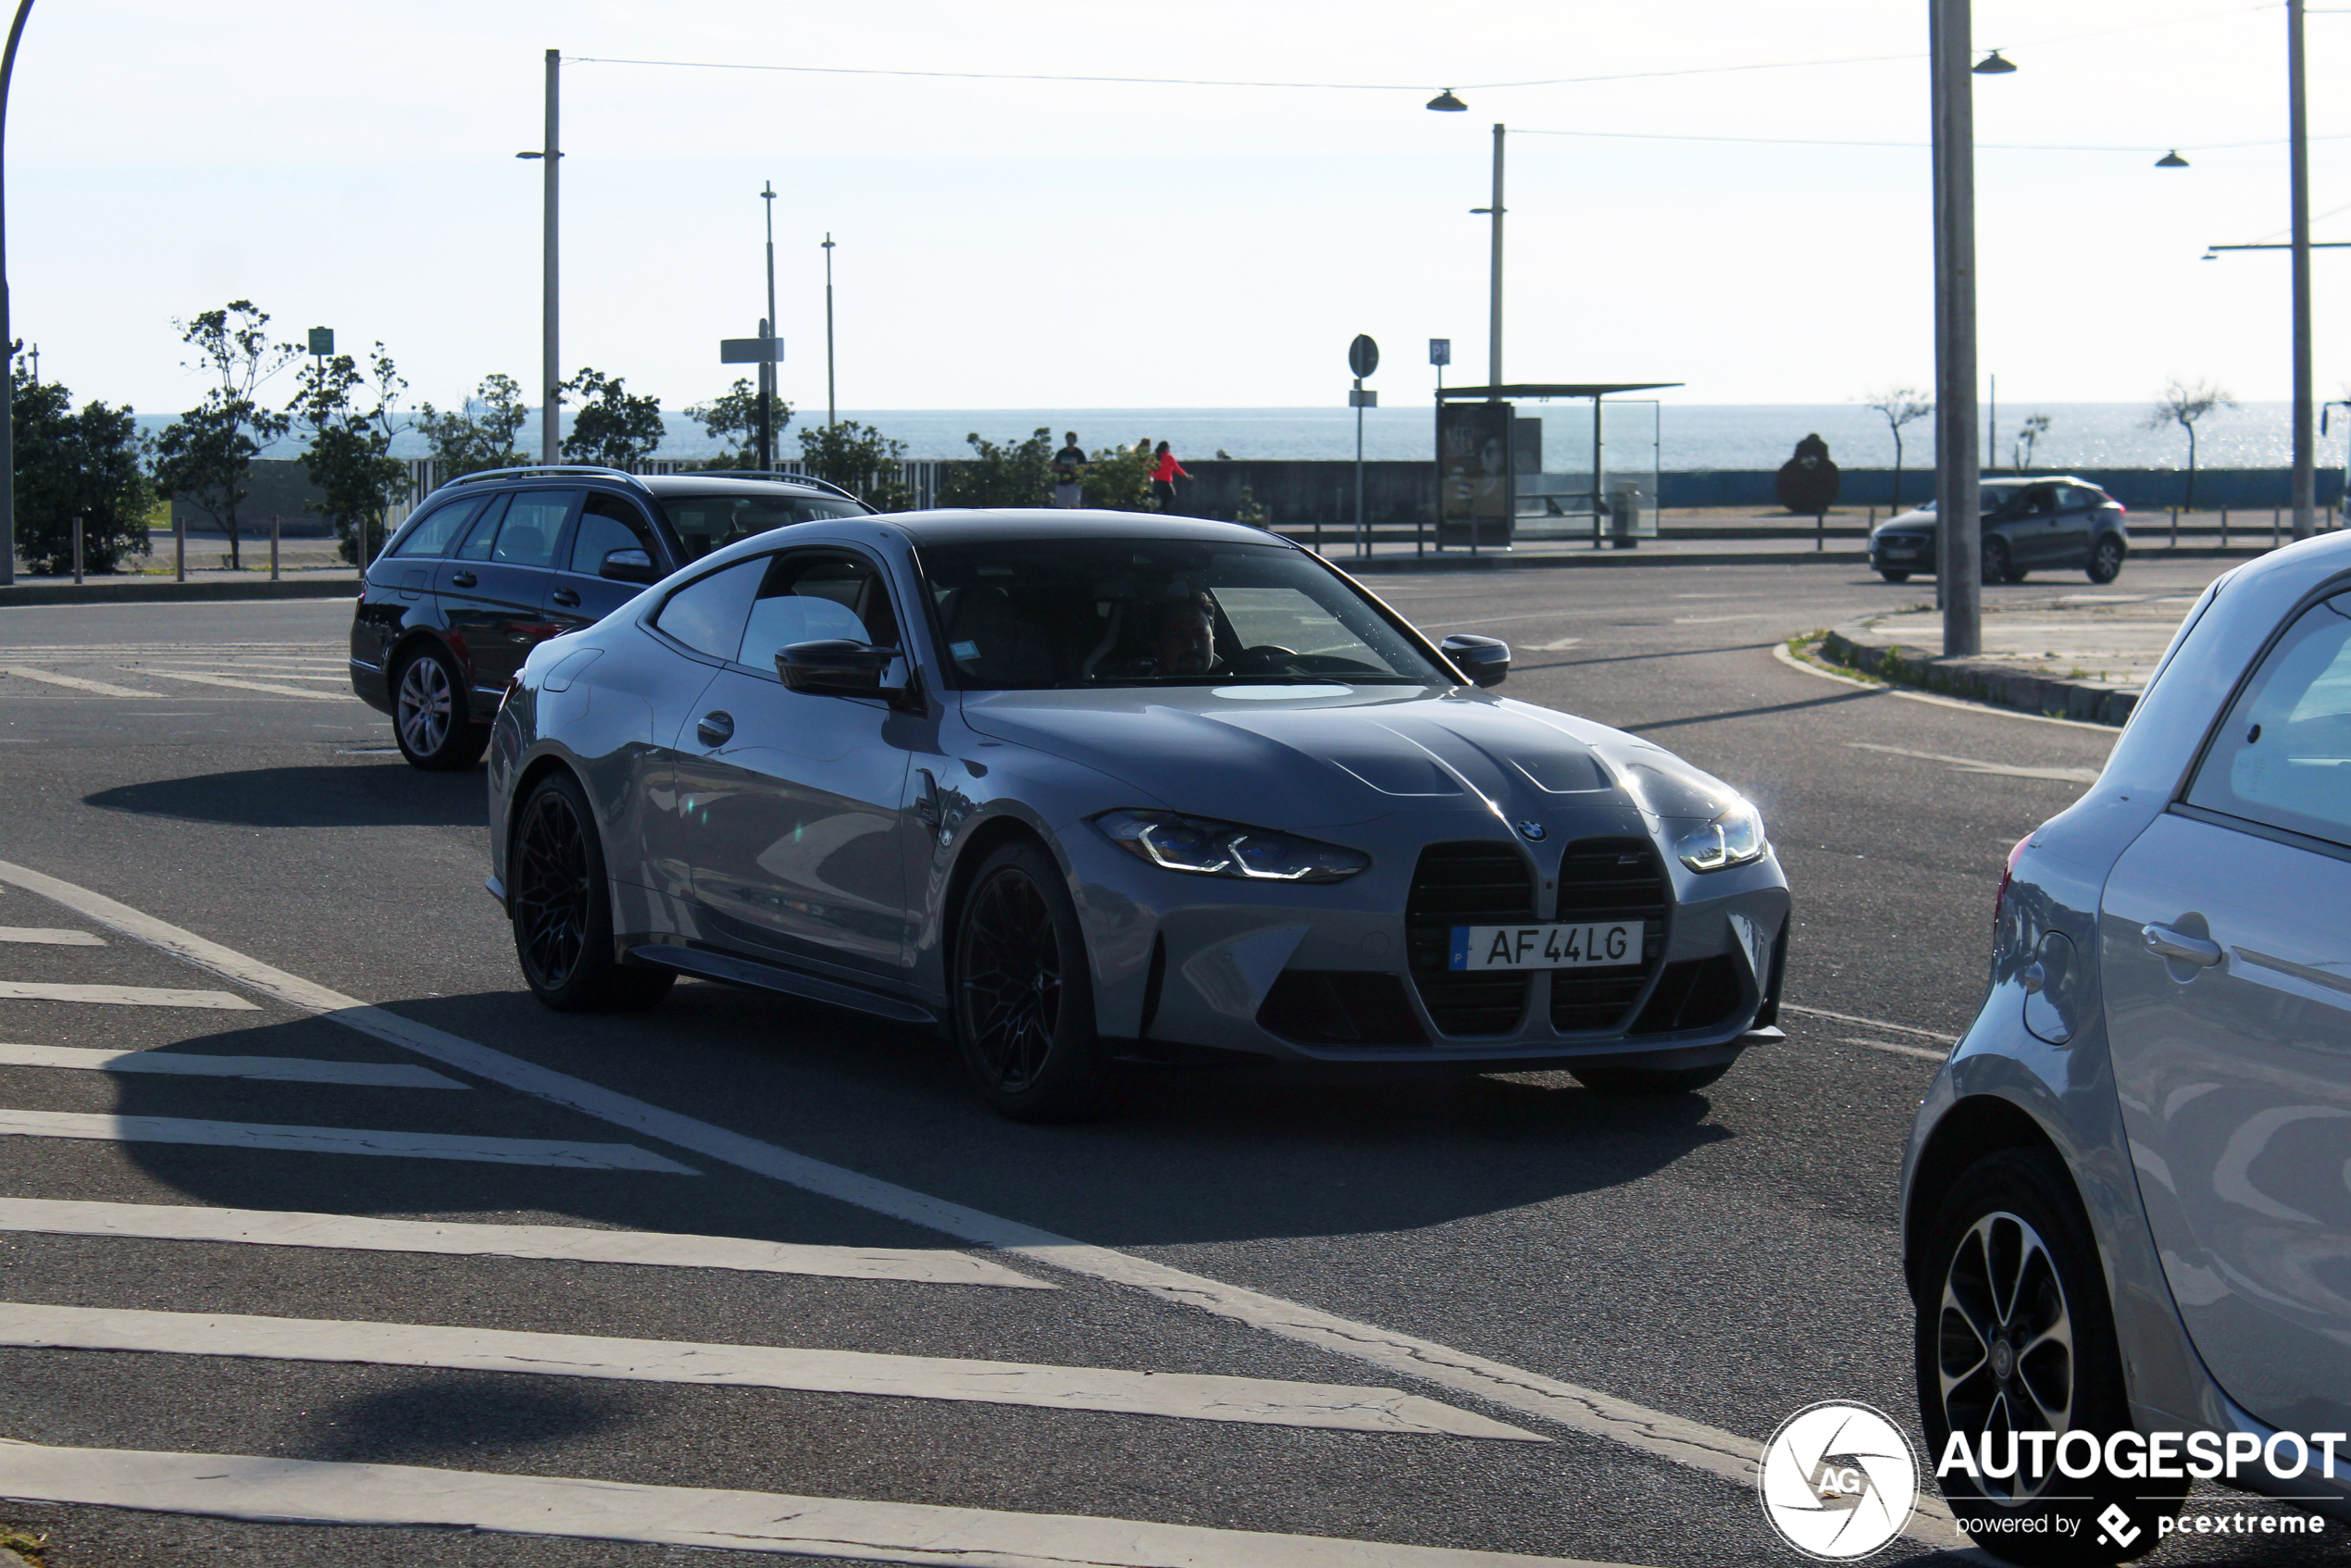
[
  {"xmin": 1814, "ymin": 627, "xmax": 2139, "ymax": 728},
  {"xmin": 0, "ymin": 577, "xmax": 357, "ymax": 607},
  {"xmin": 1336, "ymin": 549, "xmax": 1872, "ymax": 574}
]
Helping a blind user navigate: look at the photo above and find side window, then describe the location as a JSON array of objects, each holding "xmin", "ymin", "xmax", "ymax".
[
  {"xmin": 2184, "ymin": 591, "xmax": 2351, "ymax": 847},
  {"xmin": 739, "ymin": 552, "xmax": 900, "ymax": 669},
  {"xmin": 454, "ymin": 494, "xmax": 510, "ymax": 561},
  {"xmin": 491, "ymin": 489, "xmax": 576, "ymax": 568},
  {"xmin": 391, "ymin": 497, "xmax": 484, "ymax": 558},
  {"xmin": 569, "ymin": 492, "xmax": 660, "ymax": 575},
  {"xmin": 652, "ymin": 557, "xmax": 768, "ymax": 662}
]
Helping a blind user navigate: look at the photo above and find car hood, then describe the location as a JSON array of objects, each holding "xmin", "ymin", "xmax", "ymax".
[
  {"xmin": 1876, "ymin": 507, "xmax": 1938, "ymax": 535},
  {"xmin": 957, "ymin": 684, "xmax": 1741, "ymax": 829}
]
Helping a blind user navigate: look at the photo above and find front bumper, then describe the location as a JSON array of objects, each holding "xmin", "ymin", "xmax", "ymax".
[{"xmin": 1871, "ymin": 533, "xmax": 1932, "ymax": 572}]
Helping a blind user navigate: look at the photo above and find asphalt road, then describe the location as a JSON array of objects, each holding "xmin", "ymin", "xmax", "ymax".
[{"xmin": 0, "ymin": 559, "xmax": 2329, "ymax": 1568}]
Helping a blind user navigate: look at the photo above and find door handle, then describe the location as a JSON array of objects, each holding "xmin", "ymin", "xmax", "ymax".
[
  {"xmin": 2142, "ymin": 923, "xmax": 2223, "ymax": 967},
  {"xmin": 551, "ymin": 587, "xmax": 580, "ymax": 607},
  {"xmin": 696, "ymin": 711, "xmax": 735, "ymax": 748},
  {"xmin": 450, "ymin": 570, "xmax": 478, "ymax": 588}
]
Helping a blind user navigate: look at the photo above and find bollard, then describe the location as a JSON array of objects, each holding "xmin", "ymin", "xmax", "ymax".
[
  {"xmin": 71, "ymin": 516, "xmax": 82, "ymax": 585},
  {"xmin": 2221, "ymin": 508, "xmax": 2230, "ymax": 548},
  {"xmin": 1815, "ymin": 508, "xmax": 1825, "ymax": 553},
  {"xmin": 2274, "ymin": 505, "xmax": 2282, "ymax": 547},
  {"xmin": 2171, "ymin": 507, "xmax": 2179, "ymax": 549},
  {"xmin": 174, "ymin": 512, "xmax": 185, "ymax": 582},
  {"xmin": 270, "ymin": 515, "xmax": 280, "ymax": 581}
]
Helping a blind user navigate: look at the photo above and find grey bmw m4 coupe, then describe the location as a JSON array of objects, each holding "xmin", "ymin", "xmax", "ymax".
[{"xmin": 485, "ymin": 511, "xmax": 1790, "ymax": 1118}]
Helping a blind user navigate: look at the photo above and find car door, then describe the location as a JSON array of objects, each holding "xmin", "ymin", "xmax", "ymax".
[
  {"xmin": 2046, "ymin": 484, "xmax": 2097, "ymax": 566},
  {"xmin": 433, "ymin": 488, "xmax": 580, "ymax": 708},
  {"xmin": 2099, "ymin": 587, "xmax": 2351, "ymax": 1433},
  {"xmin": 546, "ymin": 490, "xmax": 666, "ymax": 637},
  {"xmin": 2000, "ymin": 483, "xmax": 2061, "ymax": 567},
  {"xmin": 669, "ymin": 546, "xmax": 914, "ymax": 979}
]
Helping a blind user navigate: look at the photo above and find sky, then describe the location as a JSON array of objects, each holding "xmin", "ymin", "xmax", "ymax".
[{"xmin": 6, "ymin": 1, "xmax": 2335, "ymax": 421}]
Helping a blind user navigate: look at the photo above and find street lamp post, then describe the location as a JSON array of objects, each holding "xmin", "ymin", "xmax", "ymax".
[
  {"xmin": 2290, "ymin": 0, "xmax": 2316, "ymax": 537},
  {"xmin": 514, "ymin": 50, "xmax": 561, "ymax": 464},
  {"xmin": 0, "ymin": 0, "xmax": 36, "ymax": 587},
  {"xmin": 759, "ymin": 180, "xmax": 777, "ymax": 471},
  {"xmin": 821, "ymin": 233, "xmax": 837, "ymax": 429},
  {"xmin": 1475, "ymin": 125, "xmax": 1504, "ymax": 397},
  {"xmin": 1932, "ymin": 5, "xmax": 1987, "ymax": 655}
]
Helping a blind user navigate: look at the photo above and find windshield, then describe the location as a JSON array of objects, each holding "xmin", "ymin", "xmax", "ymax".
[
  {"xmin": 660, "ymin": 492, "xmax": 867, "ymax": 561},
  {"xmin": 917, "ymin": 538, "xmax": 1452, "ymax": 690}
]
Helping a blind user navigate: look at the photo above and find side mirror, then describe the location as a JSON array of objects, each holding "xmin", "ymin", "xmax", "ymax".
[
  {"xmin": 599, "ymin": 546, "xmax": 658, "ymax": 584},
  {"xmin": 777, "ymin": 639, "xmax": 905, "ymax": 698},
  {"xmin": 1440, "ymin": 632, "xmax": 1511, "ymax": 689}
]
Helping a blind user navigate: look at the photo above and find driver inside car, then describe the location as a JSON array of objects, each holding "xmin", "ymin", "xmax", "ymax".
[{"xmin": 1151, "ymin": 593, "xmax": 1218, "ymax": 677}]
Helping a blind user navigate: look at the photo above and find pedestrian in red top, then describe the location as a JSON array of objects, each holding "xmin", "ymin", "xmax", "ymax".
[{"xmin": 1150, "ymin": 442, "xmax": 1188, "ymax": 513}]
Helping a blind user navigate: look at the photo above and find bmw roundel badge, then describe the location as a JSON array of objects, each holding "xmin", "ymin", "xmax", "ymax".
[{"xmin": 1518, "ymin": 821, "xmax": 1547, "ymax": 841}]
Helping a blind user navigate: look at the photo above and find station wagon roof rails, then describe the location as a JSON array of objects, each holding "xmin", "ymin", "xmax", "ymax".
[
  {"xmin": 442, "ymin": 465, "xmax": 654, "ymax": 494},
  {"xmin": 690, "ymin": 469, "xmax": 862, "ymax": 502}
]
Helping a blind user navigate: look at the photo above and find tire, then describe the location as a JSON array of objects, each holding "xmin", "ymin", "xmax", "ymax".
[
  {"xmin": 2085, "ymin": 536, "xmax": 2125, "ymax": 584},
  {"xmin": 1572, "ymin": 1061, "xmax": 1731, "ymax": 1094},
  {"xmin": 392, "ymin": 645, "xmax": 488, "ymax": 771},
  {"xmin": 1915, "ymin": 1148, "xmax": 2184, "ymax": 1564},
  {"xmin": 952, "ymin": 840, "xmax": 1112, "ymax": 1121},
  {"xmin": 508, "ymin": 770, "xmax": 675, "ymax": 1014},
  {"xmin": 1982, "ymin": 536, "xmax": 2014, "ymax": 586},
  {"xmin": 1879, "ymin": 570, "xmax": 1911, "ymax": 583}
]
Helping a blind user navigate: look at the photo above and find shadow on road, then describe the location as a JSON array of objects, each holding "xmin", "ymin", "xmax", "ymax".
[
  {"xmin": 298, "ymin": 1372, "xmax": 642, "ymax": 1464},
  {"xmin": 84, "ymin": 762, "xmax": 479, "ymax": 829}
]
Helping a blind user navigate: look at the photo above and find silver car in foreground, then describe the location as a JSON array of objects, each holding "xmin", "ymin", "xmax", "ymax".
[
  {"xmin": 1904, "ymin": 531, "xmax": 2351, "ymax": 1562},
  {"xmin": 485, "ymin": 513, "xmax": 1789, "ymax": 1118}
]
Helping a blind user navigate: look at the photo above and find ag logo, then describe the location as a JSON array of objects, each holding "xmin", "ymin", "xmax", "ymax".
[{"xmin": 1757, "ymin": 1400, "xmax": 1920, "ymax": 1560}]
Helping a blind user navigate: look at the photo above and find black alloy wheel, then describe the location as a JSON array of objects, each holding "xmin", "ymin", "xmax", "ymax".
[
  {"xmin": 508, "ymin": 771, "xmax": 674, "ymax": 1014},
  {"xmin": 953, "ymin": 840, "xmax": 1110, "ymax": 1121},
  {"xmin": 1915, "ymin": 1148, "xmax": 2182, "ymax": 1564},
  {"xmin": 1572, "ymin": 1061, "xmax": 1731, "ymax": 1094},
  {"xmin": 2086, "ymin": 536, "xmax": 2125, "ymax": 584},
  {"xmin": 392, "ymin": 646, "xmax": 488, "ymax": 771},
  {"xmin": 1982, "ymin": 536, "xmax": 2015, "ymax": 586}
]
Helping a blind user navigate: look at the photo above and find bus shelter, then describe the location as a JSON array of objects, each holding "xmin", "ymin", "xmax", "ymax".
[{"xmin": 1437, "ymin": 382, "xmax": 1680, "ymax": 550}]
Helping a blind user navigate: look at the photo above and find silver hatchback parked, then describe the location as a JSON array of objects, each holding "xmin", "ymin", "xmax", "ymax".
[{"xmin": 1903, "ymin": 533, "xmax": 2351, "ymax": 1562}]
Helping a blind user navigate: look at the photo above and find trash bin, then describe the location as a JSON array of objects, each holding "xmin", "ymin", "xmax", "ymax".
[{"xmin": 1610, "ymin": 482, "xmax": 1642, "ymax": 550}]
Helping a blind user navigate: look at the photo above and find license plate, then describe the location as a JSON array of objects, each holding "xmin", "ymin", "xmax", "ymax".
[
  {"xmin": 1881, "ymin": 542, "xmax": 1918, "ymax": 556},
  {"xmin": 1450, "ymin": 921, "xmax": 1644, "ymax": 971}
]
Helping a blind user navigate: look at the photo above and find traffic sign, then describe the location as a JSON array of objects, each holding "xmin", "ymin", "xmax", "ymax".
[
  {"xmin": 1428, "ymin": 338, "xmax": 1451, "ymax": 367},
  {"xmin": 1349, "ymin": 334, "xmax": 1379, "ymax": 379},
  {"xmin": 306, "ymin": 328, "xmax": 334, "ymax": 357},
  {"xmin": 720, "ymin": 337, "xmax": 785, "ymax": 364}
]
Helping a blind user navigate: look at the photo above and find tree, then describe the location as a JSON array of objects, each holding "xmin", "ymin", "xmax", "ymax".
[
  {"xmin": 687, "ymin": 378, "xmax": 792, "ymax": 469},
  {"xmin": 2147, "ymin": 379, "xmax": 2233, "ymax": 511},
  {"xmin": 2013, "ymin": 412, "xmax": 2051, "ymax": 472},
  {"xmin": 938, "ymin": 426, "xmax": 1054, "ymax": 508},
  {"xmin": 798, "ymin": 420, "xmax": 911, "ymax": 511},
  {"xmin": 289, "ymin": 342, "xmax": 411, "ymax": 565},
  {"xmin": 150, "ymin": 300, "xmax": 296, "ymax": 568},
  {"xmin": 414, "ymin": 372, "xmax": 529, "ymax": 480},
  {"xmin": 559, "ymin": 367, "xmax": 664, "ymax": 470},
  {"xmin": 9, "ymin": 356, "xmax": 153, "ymax": 574},
  {"xmin": 1861, "ymin": 388, "xmax": 1933, "ymax": 512}
]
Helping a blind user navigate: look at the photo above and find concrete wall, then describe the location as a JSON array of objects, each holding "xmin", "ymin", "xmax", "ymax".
[
  {"xmin": 168, "ymin": 459, "xmax": 332, "ymax": 536},
  {"xmin": 1659, "ymin": 467, "xmax": 2346, "ymax": 511}
]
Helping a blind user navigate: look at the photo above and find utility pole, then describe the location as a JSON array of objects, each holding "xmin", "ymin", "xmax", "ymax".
[
  {"xmin": 2291, "ymin": 0, "xmax": 2316, "ymax": 537},
  {"xmin": 1932, "ymin": 0, "xmax": 1982, "ymax": 654},
  {"xmin": 1472, "ymin": 126, "xmax": 1505, "ymax": 397},
  {"xmin": 821, "ymin": 233, "xmax": 838, "ymax": 429},
  {"xmin": 539, "ymin": 49, "xmax": 560, "ymax": 463},
  {"xmin": 0, "ymin": 1, "xmax": 36, "ymax": 587},
  {"xmin": 759, "ymin": 180, "xmax": 777, "ymax": 471}
]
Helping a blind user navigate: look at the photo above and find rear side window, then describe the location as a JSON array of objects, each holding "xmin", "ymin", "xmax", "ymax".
[
  {"xmin": 569, "ymin": 492, "xmax": 660, "ymax": 574},
  {"xmin": 653, "ymin": 557, "xmax": 767, "ymax": 662},
  {"xmin": 491, "ymin": 489, "xmax": 576, "ymax": 568},
  {"xmin": 662, "ymin": 492, "xmax": 867, "ymax": 561},
  {"xmin": 454, "ymin": 495, "xmax": 509, "ymax": 561},
  {"xmin": 391, "ymin": 497, "xmax": 484, "ymax": 558},
  {"xmin": 2185, "ymin": 591, "xmax": 2351, "ymax": 847}
]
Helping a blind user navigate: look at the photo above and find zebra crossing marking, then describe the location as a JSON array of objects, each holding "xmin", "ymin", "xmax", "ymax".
[
  {"xmin": 138, "ymin": 670, "xmax": 350, "ymax": 701},
  {"xmin": 0, "ymin": 1108, "xmax": 696, "ymax": 1172},
  {"xmin": 0, "ymin": 981, "xmax": 257, "ymax": 1008},
  {"xmin": 0, "ymin": 1438, "xmax": 1623, "ymax": 1567},
  {"xmin": 0, "ymin": 1041, "xmax": 465, "ymax": 1088},
  {"xmin": 0, "ymin": 666, "xmax": 155, "ymax": 698},
  {"xmin": 0, "ymin": 1197, "xmax": 1050, "ymax": 1288},
  {"xmin": 0, "ymin": 1301, "xmax": 1538, "ymax": 1437},
  {"xmin": 0, "ymin": 927, "xmax": 105, "ymax": 946}
]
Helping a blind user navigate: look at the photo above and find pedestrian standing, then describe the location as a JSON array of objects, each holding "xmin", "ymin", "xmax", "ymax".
[
  {"xmin": 1150, "ymin": 441, "xmax": 1188, "ymax": 514},
  {"xmin": 1052, "ymin": 431, "xmax": 1087, "ymax": 508}
]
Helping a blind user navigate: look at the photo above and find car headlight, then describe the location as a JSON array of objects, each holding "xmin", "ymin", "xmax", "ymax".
[
  {"xmin": 1674, "ymin": 800, "xmax": 1768, "ymax": 873},
  {"xmin": 1094, "ymin": 810, "xmax": 1370, "ymax": 883}
]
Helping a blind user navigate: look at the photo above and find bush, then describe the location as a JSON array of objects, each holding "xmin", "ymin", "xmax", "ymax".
[
  {"xmin": 11, "ymin": 367, "xmax": 152, "ymax": 574},
  {"xmin": 938, "ymin": 427, "xmax": 1053, "ymax": 508},
  {"xmin": 798, "ymin": 420, "xmax": 911, "ymax": 511}
]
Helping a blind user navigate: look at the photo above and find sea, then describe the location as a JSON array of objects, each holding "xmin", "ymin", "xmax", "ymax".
[{"xmin": 145, "ymin": 401, "xmax": 2309, "ymax": 472}]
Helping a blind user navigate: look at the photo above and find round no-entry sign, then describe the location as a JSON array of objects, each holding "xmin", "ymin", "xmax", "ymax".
[{"xmin": 1348, "ymin": 334, "xmax": 1379, "ymax": 379}]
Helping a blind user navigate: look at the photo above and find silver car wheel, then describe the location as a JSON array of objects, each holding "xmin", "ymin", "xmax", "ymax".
[
  {"xmin": 397, "ymin": 655, "xmax": 453, "ymax": 757},
  {"xmin": 1935, "ymin": 1208, "xmax": 2076, "ymax": 1505}
]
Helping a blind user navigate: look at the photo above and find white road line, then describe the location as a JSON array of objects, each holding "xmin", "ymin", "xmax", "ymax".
[
  {"xmin": 0, "ymin": 1042, "xmax": 465, "ymax": 1088},
  {"xmin": 0, "ymin": 1439, "xmax": 1623, "ymax": 1568},
  {"xmin": 0, "ymin": 927, "xmax": 103, "ymax": 946},
  {"xmin": 0, "ymin": 1302, "xmax": 1537, "ymax": 1439},
  {"xmin": 1528, "ymin": 636, "xmax": 1585, "ymax": 652},
  {"xmin": 135, "ymin": 670, "xmax": 351, "ymax": 701},
  {"xmin": 1845, "ymin": 740, "xmax": 2100, "ymax": 785},
  {"xmin": 0, "ymin": 666, "xmax": 155, "ymax": 698},
  {"xmin": 1843, "ymin": 1036, "xmax": 1950, "ymax": 1064},
  {"xmin": 0, "ymin": 981, "xmax": 256, "ymax": 1009},
  {"xmin": 1770, "ymin": 640, "xmax": 2119, "ymax": 733},
  {"xmin": 0, "ymin": 1197, "xmax": 1051, "ymax": 1289},
  {"xmin": 132, "ymin": 668, "xmax": 347, "ymax": 682},
  {"xmin": 1672, "ymin": 614, "xmax": 1775, "ymax": 624},
  {"xmin": 1781, "ymin": 1003, "xmax": 1960, "ymax": 1044},
  {"xmin": 0, "ymin": 856, "xmax": 1964, "ymax": 1549},
  {"xmin": 0, "ymin": 1108, "xmax": 696, "ymax": 1172}
]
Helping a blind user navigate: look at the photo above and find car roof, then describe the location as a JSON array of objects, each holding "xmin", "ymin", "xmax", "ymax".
[
  {"xmin": 880, "ymin": 509, "xmax": 1288, "ymax": 547},
  {"xmin": 1985, "ymin": 476, "xmax": 2103, "ymax": 489},
  {"xmin": 639, "ymin": 473, "xmax": 852, "ymax": 498},
  {"xmin": 425, "ymin": 466, "xmax": 861, "ymax": 505}
]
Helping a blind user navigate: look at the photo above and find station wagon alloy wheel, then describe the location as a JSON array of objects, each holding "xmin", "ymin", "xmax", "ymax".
[
  {"xmin": 397, "ymin": 655, "xmax": 453, "ymax": 756},
  {"xmin": 511, "ymin": 786, "xmax": 592, "ymax": 993},
  {"xmin": 1936, "ymin": 1209, "xmax": 2074, "ymax": 1506}
]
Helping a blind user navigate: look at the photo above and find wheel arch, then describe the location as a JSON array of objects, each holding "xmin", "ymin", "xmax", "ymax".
[
  {"xmin": 1904, "ymin": 1090, "xmax": 2063, "ymax": 1301},
  {"xmin": 502, "ymin": 751, "xmax": 589, "ymax": 882}
]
